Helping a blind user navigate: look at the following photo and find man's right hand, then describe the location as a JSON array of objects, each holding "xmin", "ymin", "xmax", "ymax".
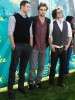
[
  {"xmin": 9, "ymin": 35, "xmax": 15, "ymax": 50},
  {"xmin": 12, "ymin": 44, "xmax": 15, "ymax": 50},
  {"xmin": 50, "ymin": 44, "xmax": 56, "ymax": 52}
]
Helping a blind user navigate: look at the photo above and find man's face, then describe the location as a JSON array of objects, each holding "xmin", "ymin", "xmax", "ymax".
[
  {"xmin": 23, "ymin": 3, "xmax": 30, "ymax": 13},
  {"xmin": 38, "ymin": 6, "xmax": 47, "ymax": 17},
  {"xmin": 71, "ymin": 18, "xmax": 74, "ymax": 24},
  {"xmin": 56, "ymin": 9, "xmax": 62, "ymax": 18}
]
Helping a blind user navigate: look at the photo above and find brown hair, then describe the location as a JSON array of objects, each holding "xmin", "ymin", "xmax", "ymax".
[
  {"xmin": 20, "ymin": 0, "xmax": 30, "ymax": 9},
  {"xmin": 52, "ymin": 8, "xmax": 62, "ymax": 19},
  {"xmin": 38, "ymin": 3, "xmax": 48, "ymax": 11}
]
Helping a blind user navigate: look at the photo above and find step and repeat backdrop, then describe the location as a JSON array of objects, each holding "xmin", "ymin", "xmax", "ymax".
[{"xmin": 0, "ymin": 0, "xmax": 75, "ymax": 88}]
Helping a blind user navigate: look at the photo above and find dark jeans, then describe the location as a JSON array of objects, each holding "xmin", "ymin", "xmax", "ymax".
[
  {"xmin": 8, "ymin": 43, "xmax": 32, "ymax": 93},
  {"xmin": 64, "ymin": 47, "xmax": 72, "ymax": 74},
  {"xmin": 49, "ymin": 48, "xmax": 67, "ymax": 86}
]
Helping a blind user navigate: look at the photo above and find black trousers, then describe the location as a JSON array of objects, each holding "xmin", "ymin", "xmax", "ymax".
[
  {"xmin": 49, "ymin": 48, "xmax": 67, "ymax": 86},
  {"xmin": 8, "ymin": 43, "xmax": 32, "ymax": 93}
]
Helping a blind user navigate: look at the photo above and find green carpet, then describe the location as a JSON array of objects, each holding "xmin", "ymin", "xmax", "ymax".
[{"xmin": 0, "ymin": 72, "xmax": 75, "ymax": 100}]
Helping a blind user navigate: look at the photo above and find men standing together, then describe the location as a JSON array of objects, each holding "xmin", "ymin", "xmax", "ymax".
[{"xmin": 8, "ymin": 0, "xmax": 72, "ymax": 100}]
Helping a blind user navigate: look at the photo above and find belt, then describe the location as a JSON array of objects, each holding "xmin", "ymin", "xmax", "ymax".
[{"xmin": 55, "ymin": 47, "xmax": 65, "ymax": 51}]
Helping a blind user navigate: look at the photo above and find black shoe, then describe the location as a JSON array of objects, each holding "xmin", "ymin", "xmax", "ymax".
[
  {"xmin": 58, "ymin": 83, "xmax": 68, "ymax": 89},
  {"xmin": 28, "ymin": 83, "xmax": 35, "ymax": 90},
  {"xmin": 18, "ymin": 88, "xmax": 26, "ymax": 94},
  {"xmin": 64, "ymin": 73, "xmax": 71, "ymax": 76},
  {"xmin": 48, "ymin": 85, "xmax": 54, "ymax": 90},
  {"xmin": 35, "ymin": 82, "xmax": 42, "ymax": 89},
  {"xmin": 8, "ymin": 92, "xmax": 15, "ymax": 100}
]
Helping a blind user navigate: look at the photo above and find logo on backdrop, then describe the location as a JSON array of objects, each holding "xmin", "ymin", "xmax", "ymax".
[
  {"xmin": 0, "ymin": 77, "xmax": 2, "ymax": 82},
  {"xmin": 0, "ymin": 55, "xmax": 7, "ymax": 63}
]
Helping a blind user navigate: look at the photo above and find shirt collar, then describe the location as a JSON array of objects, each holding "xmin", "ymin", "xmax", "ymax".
[
  {"xmin": 19, "ymin": 12, "xmax": 26, "ymax": 18},
  {"xmin": 55, "ymin": 18, "xmax": 64, "ymax": 23}
]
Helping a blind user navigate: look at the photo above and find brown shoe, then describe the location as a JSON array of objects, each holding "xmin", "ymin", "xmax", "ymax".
[
  {"xmin": 48, "ymin": 85, "xmax": 54, "ymax": 90},
  {"xmin": 58, "ymin": 84, "xmax": 68, "ymax": 89}
]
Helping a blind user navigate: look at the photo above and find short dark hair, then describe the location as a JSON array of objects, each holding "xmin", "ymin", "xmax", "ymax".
[
  {"xmin": 20, "ymin": 0, "xmax": 30, "ymax": 9},
  {"xmin": 52, "ymin": 8, "xmax": 61, "ymax": 19},
  {"xmin": 38, "ymin": 3, "xmax": 48, "ymax": 11},
  {"xmin": 66, "ymin": 16, "xmax": 74, "ymax": 23}
]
